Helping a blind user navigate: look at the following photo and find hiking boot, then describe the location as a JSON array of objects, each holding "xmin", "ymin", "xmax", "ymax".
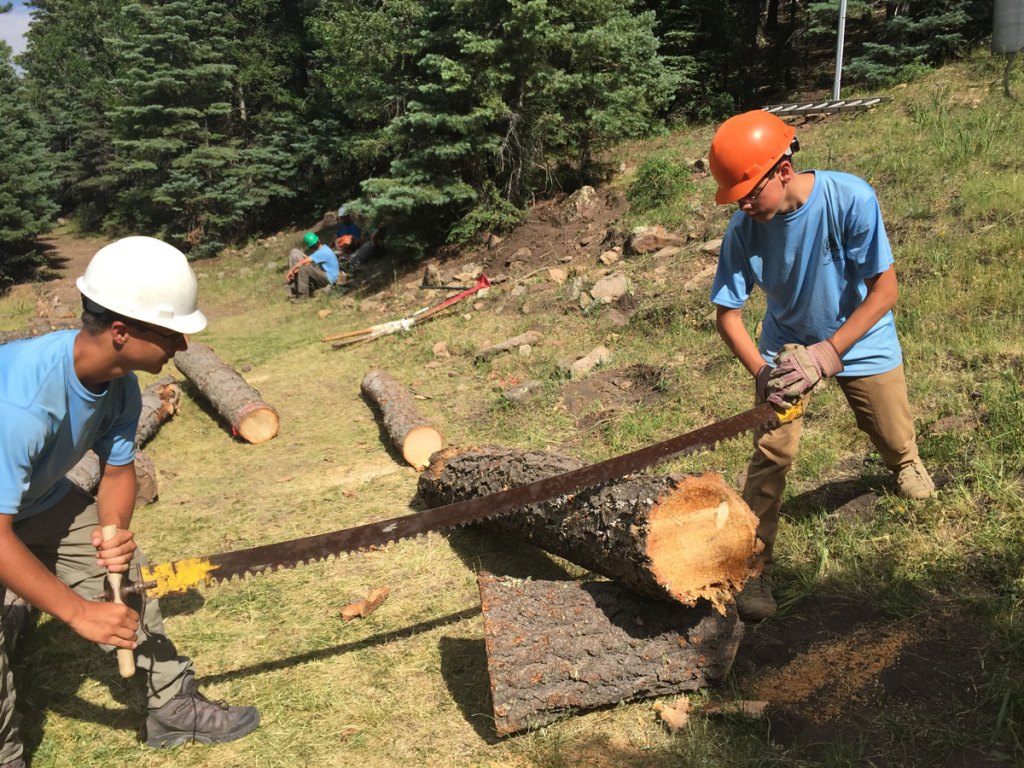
[
  {"xmin": 145, "ymin": 675, "xmax": 260, "ymax": 748},
  {"xmin": 735, "ymin": 573, "xmax": 776, "ymax": 622},
  {"xmin": 895, "ymin": 459, "xmax": 935, "ymax": 500}
]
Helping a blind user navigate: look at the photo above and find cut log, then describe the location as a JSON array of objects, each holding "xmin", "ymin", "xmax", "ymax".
[
  {"xmin": 479, "ymin": 573, "xmax": 743, "ymax": 737},
  {"xmin": 65, "ymin": 377, "xmax": 181, "ymax": 504},
  {"xmin": 135, "ymin": 375, "xmax": 182, "ymax": 446},
  {"xmin": 66, "ymin": 449, "xmax": 159, "ymax": 506},
  {"xmin": 361, "ymin": 369, "xmax": 443, "ymax": 470},
  {"xmin": 475, "ymin": 330, "xmax": 543, "ymax": 362},
  {"xmin": 418, "ymin": 447, "xmax": 759, "ymax": 612},
  {"xmin": 173, "ymin": 342, "xmax": 279, "ymax": 444}
]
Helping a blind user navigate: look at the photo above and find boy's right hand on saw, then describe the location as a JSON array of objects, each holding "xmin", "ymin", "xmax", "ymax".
[{"xmin": 767, "ymin": 341, "xmax": 843, "ymax": 407}]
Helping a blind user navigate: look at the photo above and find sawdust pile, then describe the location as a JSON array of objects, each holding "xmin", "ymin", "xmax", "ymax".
[{"xmin": 750, "ymin": 622, "xmax": 916, "ymax": 723}]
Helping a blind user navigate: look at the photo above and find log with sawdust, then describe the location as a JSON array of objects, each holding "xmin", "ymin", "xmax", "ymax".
[
  {"xmin": 65, "ymin": 377, "xmax": 182, "ymax": 505},
  {"xmin": 361, "ymin": 369, "xmax": 443, "ymax": 470},
  {"xmin": 174, "ymin": 342, "xmax": 279, "ymax": 444},
  {"xmin": 479, "ymin": 572, "xmax": 743, "ymax": 737},
  {"xmin": 418, "ymin": 447, "xmax": 759, "ymax": 612},
  {"xmin": 475, "ymin": 330, "xmax": 543, "ymax": 362}
]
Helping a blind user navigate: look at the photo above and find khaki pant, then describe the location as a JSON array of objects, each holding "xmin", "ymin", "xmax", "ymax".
[
  {"xmin": 0, "ymin": 486, "xmax": 192, "ymax": 762},
  {"xmin": 743, "ymin": 364, "xmax": 920, "ymax": 565}
]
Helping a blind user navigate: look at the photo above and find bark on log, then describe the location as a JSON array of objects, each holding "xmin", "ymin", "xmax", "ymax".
[
  {"xmin": 65, "ymin": 377, "xmax": 180, "ymax": 504},
  {"xmin": 479, "ymin": 573, "xmax": 743, "ymax": 737},
  {"xmin": 361, "ymin": 369, "xmax": 443, "ymax": 470},
  {"xmin": 66, "ymin": 449, "xmax": 159, "ymax": 506},
  {"xmin": 475, "ymin": 330, "xmax": 543, "ymax": 362},
  {"xmin": 174, "ymin": 342, "xmax": 279, "ymax": 444},
  {"xmin": 419, "ymin": 447, "xmax": 759, "ymax": 612}
]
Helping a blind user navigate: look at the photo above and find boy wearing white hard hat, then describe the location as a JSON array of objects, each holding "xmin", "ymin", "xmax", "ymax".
[{"xmin": 0, "ymin": 237, "xmax": 259, "ymax": 766}]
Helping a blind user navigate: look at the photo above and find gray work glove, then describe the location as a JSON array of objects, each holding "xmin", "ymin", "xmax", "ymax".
[{"xmin": 766, "ymin": 341, "xmax": 844, "ymax": 408}]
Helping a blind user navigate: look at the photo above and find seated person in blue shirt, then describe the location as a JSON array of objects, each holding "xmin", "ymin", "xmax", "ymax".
[
  {"xmin": 287, "ymin": 232, "xmax": 340, "ymax": 299},
  {"xmin": 334, "ymin": 206, "xmax": 362, "ymax": 256}
]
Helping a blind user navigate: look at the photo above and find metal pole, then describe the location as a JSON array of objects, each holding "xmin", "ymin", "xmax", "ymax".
[{"xmin": 833, "ymin": 0, "xmax": 848, "ymax": 100}]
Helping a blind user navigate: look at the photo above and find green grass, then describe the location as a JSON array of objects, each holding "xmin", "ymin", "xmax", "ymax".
[{"xmin": 3, "ymin": 50, "xmax": 1023, "ymax": 767}]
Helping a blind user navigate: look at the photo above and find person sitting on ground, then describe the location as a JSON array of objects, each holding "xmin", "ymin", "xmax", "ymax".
[
  {"xmin": 287, "ymin": 231, "xmax": 340, "ymax": 299},
  {"xmin": 0, "ymin": 237, "xmax": 260, "ymax": 766},
  {"xmin": 347, "ymin": 225, "xmax": 386, "ymax": 271},
  {"xmin": 706, "ymin": 110, "xmax": 935, "ymax": 623},
  {"xmin": 333, "ymin": 206, "xmax": 362, "ymax": 254}
]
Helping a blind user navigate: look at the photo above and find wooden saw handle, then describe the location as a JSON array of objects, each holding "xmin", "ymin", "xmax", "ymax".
[{"xmin": 101, "ymin": 524, "xmax": 136, "ymax": 678}]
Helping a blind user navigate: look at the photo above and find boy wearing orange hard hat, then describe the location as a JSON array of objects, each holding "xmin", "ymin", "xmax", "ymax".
[{"xmin": 707, "ymin": 111, "xmax": 934, "ymax": 622}]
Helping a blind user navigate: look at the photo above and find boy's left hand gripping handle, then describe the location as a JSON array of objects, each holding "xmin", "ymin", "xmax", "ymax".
[{"xmin": 101, "ymin": 525, "xmax": 136, "ymax": 678}]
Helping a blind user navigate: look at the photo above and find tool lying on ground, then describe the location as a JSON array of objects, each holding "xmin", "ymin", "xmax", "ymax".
[
  {"xmin": 322, "ymin": 274, "xmax": 491, "ymax": 349},
  {"xmin": 132, "ymin": 400, "xmax": 801, "ymax": 600}
]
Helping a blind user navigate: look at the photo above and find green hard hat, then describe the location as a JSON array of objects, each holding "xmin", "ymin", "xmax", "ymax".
[{"xmin": 303, "ymin": 232, "xmax": 319, "ymax": 248}]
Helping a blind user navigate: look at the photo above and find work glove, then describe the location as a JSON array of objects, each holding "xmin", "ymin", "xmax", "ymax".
[
  {"xmin": 766, "ymin": 341, "xmax": 844, "ymax": 408},
  {"xmin": 755, "ymin": 364, "xmax": 772, "ymax": 403}
]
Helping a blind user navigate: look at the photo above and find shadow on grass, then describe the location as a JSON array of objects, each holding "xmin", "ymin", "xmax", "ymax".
[{"xmin": 443, "ymin": 524, "xmax": 576, "ymax": 582}]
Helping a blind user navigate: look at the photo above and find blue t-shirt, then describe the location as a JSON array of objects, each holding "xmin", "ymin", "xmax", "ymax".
[
  {"xmin": 0, "ymin": 331, "xmax": 141, "ymax": 520},
  {"xmin": 710, "ymin": 170, "xmax": 901, "ymax": 376},
  {"xmin": 335, "ymin": 222, "xmax": 361, "ymax": 241},
  {"xmin": 310, "ymin": 244, "xmax": 340, "ymax": 284}
]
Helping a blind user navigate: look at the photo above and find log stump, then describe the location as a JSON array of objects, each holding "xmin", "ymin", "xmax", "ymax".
[
  {"xmin": 479, "ymin": 573, "xmax": 743, "ymax": 736},
  {"xmin": 174, "ymin": 342, "xmax": 279, "ymax": 444},
  {"xmin": 419, "ymin": 447, "xmax": 759, "ymax": 612},
  {"xmin": 361, "ymin": 369, "xmax": 443, "ymax": 470}
]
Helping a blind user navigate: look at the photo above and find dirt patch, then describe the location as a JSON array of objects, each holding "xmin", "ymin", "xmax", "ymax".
[
  {"xmin": 559, "ymin": 364, "xmax": 668, "ymax": 428},
  {"xmin": 732, "ymin": 596, "xmax": 995, "ymax": 761}
]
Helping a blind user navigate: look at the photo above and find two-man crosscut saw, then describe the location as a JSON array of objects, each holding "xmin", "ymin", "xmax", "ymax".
[{"xmin": 137, "ymin": 400, "xmax": 802, "ymax": 599}]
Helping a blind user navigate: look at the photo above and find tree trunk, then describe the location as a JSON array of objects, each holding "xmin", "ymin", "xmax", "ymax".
[
  {"xmin": 361, "ymin": 369, "xmax": 443, "ymax": 470},
  {"xmin": 64, "ymin": 377, "xmax": 180, "ymax": 505},
  {"xmin": 479, "ymin": 572, "xmax": 743, "ymax": 737},
  {"xmin": 418, "ymin": 447, "xmax": 759, "ymax": 612},
  {"xmin": 173, "ymin": 342, "xmax": 279, "ymax": 444},
  {"xmin": 66, "ymin": 449, "xmax": 159, "ymax": 506}
]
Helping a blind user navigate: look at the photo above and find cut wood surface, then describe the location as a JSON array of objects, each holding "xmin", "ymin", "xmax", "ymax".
[
  {"xmin": 174, "ymin": 342, "xmax": 279, "ymax": 444},
  {"xmin": 340, "ymin": 586, "xmax": 391, "ymax": 621},
  {"xmin": 479, "ymin": 573, "xmax": 743, "ymax": 737},
  {"xmin": 419, "ymin": 447, "xmax": 759, "ymax": 611},
  {"xmin": 475, "ymin": 330, "xmax": 543, "ymax": 362},
  {"xmin": 361, "ymin": 369, "xmax": 443, "ymax": 470}
]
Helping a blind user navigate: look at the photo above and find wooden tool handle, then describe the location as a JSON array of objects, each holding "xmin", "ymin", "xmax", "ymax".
[{"xmin": 101, "ymin": 524, "xmax": 136, "ymax": 678}]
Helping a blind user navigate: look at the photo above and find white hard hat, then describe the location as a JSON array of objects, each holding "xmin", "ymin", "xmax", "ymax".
[
  {"xmin": 337, "ymin": 205, "xmax": 347, "ymax": 217},
  {"xmin": 76, "ymin": 236, "xmax": 207, "ymax": 334}
]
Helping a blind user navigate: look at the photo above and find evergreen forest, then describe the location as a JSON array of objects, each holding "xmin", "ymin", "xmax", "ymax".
[{"xmin": 0, "ymin": 0, "xmax": 994, "ymax": 280}]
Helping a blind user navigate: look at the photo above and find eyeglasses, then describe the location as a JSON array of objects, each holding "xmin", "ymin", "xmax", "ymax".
[
  {"xmin": 738, "ymin": 160, "xmax": 783, "ymax": 204},
  {"xmin": 126, "ymin": 319, "xmax": 184, "ymax": 344}
]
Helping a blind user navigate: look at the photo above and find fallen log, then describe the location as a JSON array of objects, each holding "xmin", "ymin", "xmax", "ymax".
[
  {"xmin": 479, "ymin": 573, "xmax": 743, "ymax": 737},
  {"xmin": 174, "ymin": 342, "xmax": 279, "ymax": 444},
  {"xmin": 418, "ymin": 448, "xmax": 759, "ymax": 612},
  {"xmin": 361, "ymin": 369, "xmax": 443, "ymax": 470},
  {"xmin": 66, "ymin": 449, "xmax": 159, "ymax": 507},
  {"xmin": 64, "ymin": 377, "xmax": 182, "ymax": 503},
  {"xmin": 475, "ymin": 330, "xmax": 543, "ymax": 363}
]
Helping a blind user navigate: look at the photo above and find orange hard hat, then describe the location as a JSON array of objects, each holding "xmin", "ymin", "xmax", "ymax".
[{"xmin": 709, "ymin": 110, "xmax": 796, "ymax": 204}]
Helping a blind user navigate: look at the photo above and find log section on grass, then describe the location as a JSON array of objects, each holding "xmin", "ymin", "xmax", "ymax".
[
  {"xmin": 361, "ymin": 369, "xmax": 443, "ymax": 470},
  {"xmin": 174, "ymin": 342, "xmax": 279, "ymax": 444},
  {"xmin": 418, "ymin": 447, "xmax": 759, "ymax": 612},
  {"xmin": 475, "ymin": 330, "xmax": 543, "ymax": 363},
  {"xmin": 65, "ymin": 377, "xmax": 182, "ymax": 505},
  {"xmin": 479, "ymin": 572, "xmax": 743, "ymax": 736}
]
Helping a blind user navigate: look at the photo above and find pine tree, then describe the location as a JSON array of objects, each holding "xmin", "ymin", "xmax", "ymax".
[{"xmin": 0, "ymin": 41, "xmax": 58, "ymax": 289}]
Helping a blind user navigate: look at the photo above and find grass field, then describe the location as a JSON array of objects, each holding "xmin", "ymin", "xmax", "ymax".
[{"xmin": 3, "ymin": 50, "xmax": 1023, "ymax": 767}]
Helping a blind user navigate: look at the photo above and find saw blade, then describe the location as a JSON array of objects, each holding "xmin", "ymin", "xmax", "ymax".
[{"xmin": 139, "ymin": 401, "xmax": 783, "ymax": 598}]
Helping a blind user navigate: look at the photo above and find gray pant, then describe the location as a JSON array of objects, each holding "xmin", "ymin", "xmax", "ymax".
[
  {"xmin": 0, "ymin": 486, "xmax": 192, "ymax": 761},
  {"xmin": 288, "ymin": 248, "xmax": 330, "ymax": 298}
]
